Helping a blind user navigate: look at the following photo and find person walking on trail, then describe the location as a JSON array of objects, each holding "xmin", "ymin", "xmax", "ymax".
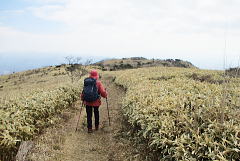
[{"xmin": 81, "ymin": 70, "xmax": 108, "ymax": 133}]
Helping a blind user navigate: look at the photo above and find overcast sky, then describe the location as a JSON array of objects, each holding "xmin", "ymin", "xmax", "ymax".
[{"xmin": 0, "ymin": 0, "xmax": 240, "ymax": 71}]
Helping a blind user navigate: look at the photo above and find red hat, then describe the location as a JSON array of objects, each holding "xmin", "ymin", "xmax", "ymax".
[{"xmin": 89, "ymin": 70, "xmax": 99, "ymax": 79}]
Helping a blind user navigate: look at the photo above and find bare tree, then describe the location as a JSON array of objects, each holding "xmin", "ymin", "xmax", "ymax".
[
  {"xmin": 65, "ymin": 56, "xmax": 75, "ymax": 65},
  {"xmin": 84, "ymin": 59, "xmax": 93, "ymax": 66},
  {"xmin": 64, "ymin": 56, "xmax": 92, "ymax": 83}
]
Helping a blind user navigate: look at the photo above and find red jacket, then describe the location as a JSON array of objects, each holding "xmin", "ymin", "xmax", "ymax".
[{"xmin": 81, "ymin": 70, "xmax": 107, "ymax": 107}]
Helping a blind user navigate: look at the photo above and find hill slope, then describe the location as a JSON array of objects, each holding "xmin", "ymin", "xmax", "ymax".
[{"xmin": 94, "ymin": 57, "xmax": 196, "ymax": 71}]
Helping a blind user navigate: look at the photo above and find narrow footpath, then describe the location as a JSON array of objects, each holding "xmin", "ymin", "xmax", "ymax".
[{"xmin": 56, "ymin": 75, "xmax": 129, "ymax": 161}]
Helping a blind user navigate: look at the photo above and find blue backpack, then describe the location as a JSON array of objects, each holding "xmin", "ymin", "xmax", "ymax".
[{"xmin": 83, "ymin": 77, "xmax": 100, "ymax": 102}]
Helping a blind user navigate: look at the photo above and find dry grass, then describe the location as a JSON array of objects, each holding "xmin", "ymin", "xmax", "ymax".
[
  {"xmin": 0, "ymin": 65, "xmax": 70, "ymax": 104},
  {"xmin": 27, "ymin": 103, "xmax": 80, "ymax": 161}
]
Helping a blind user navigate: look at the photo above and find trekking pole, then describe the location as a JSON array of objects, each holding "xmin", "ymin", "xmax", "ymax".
[
  {"xmin": 75, "ymin": 101, "xmax": 84, "ymax": 132},
  {"xmin": 106, "ymin": 97, "xmax": 111, "ymax": 126}
]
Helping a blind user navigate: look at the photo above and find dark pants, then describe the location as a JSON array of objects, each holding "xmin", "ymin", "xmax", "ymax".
[{"xmin": 86, "ymin": 105, "xmax": 99, "ymax": 129}]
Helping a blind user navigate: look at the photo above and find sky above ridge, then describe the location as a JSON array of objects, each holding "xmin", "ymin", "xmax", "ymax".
[{"xmin": 0, "ymin": 0, "xmax": 240, "ymax": 72}]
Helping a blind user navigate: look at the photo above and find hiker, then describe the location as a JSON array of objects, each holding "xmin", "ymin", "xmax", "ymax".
[{"xmin": 81, "ymin": 70, "xmax": 108, "ymax": 133}]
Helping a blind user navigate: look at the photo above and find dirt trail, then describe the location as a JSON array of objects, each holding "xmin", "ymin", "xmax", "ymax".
[{"xmin": 51, "ymin": 75, "xmax": 130, "ymax": 161}]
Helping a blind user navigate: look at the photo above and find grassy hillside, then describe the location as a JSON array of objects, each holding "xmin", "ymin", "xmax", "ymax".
[
  {"xmin": 0, "ymin": 65, "xmax": 86, "ymax": 161},
  {"xmin": 1, "ymin": 62, "xmax": 239, "ymax": 161},
  {"xmin": 0, "ymin": 65, "xmax": 68, "ymax": 101},
  {"xmin": 94, "ymin": 57, "xmax": 196, "ymax": 71},
  {"xmin": 110, "ymin": 67, "xmax": 240, "ymax": 160}
]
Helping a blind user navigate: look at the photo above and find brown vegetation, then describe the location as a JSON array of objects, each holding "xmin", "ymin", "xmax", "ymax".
[{"xmin": 94, "ymin": 57, "xmax": 196, "ymax": 71}]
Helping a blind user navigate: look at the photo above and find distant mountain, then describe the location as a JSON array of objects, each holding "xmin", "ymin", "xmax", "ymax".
[
  {"xmin": 0, "ymin": 54, "xmax": 106, "ymax": 75},
  {"xmin": 0, "ymin": 54, "xmax": 65, "ymax": 75},
  {"xmin": 94, "ymin": 57, "xmax": 197, "ymax": 71}
]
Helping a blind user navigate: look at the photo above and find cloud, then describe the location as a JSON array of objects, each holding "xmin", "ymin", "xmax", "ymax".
[
  {"xmin": 27, "ymin": 5, "xmax": 65, "ymax": 20},
  {"xmin": 24, "ymin": 0, "xmax": 68, "ymax": 4},
  {"xmin": 0, "ymin": 10, "xmax": 25, "ymax": 14},
  {"xmin": 0, "ymin": 26, "xmax": 64, "ymax": 54},
  {"xmin": 27, "ymin": 0, "xmax": 240, "ymax": 34},
  {"xmin": 1, "ymin": 0, "xmax": 240, "ymax": 69}
]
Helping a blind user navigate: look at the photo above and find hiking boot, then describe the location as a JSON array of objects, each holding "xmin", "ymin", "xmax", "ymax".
[
  {"xmin": 95, "ymin": 126, "xmax": 99, "ymax": 131},
  {"xmin": 88, "ymin": 128, "xmax": 93, "ymax": 133}
]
